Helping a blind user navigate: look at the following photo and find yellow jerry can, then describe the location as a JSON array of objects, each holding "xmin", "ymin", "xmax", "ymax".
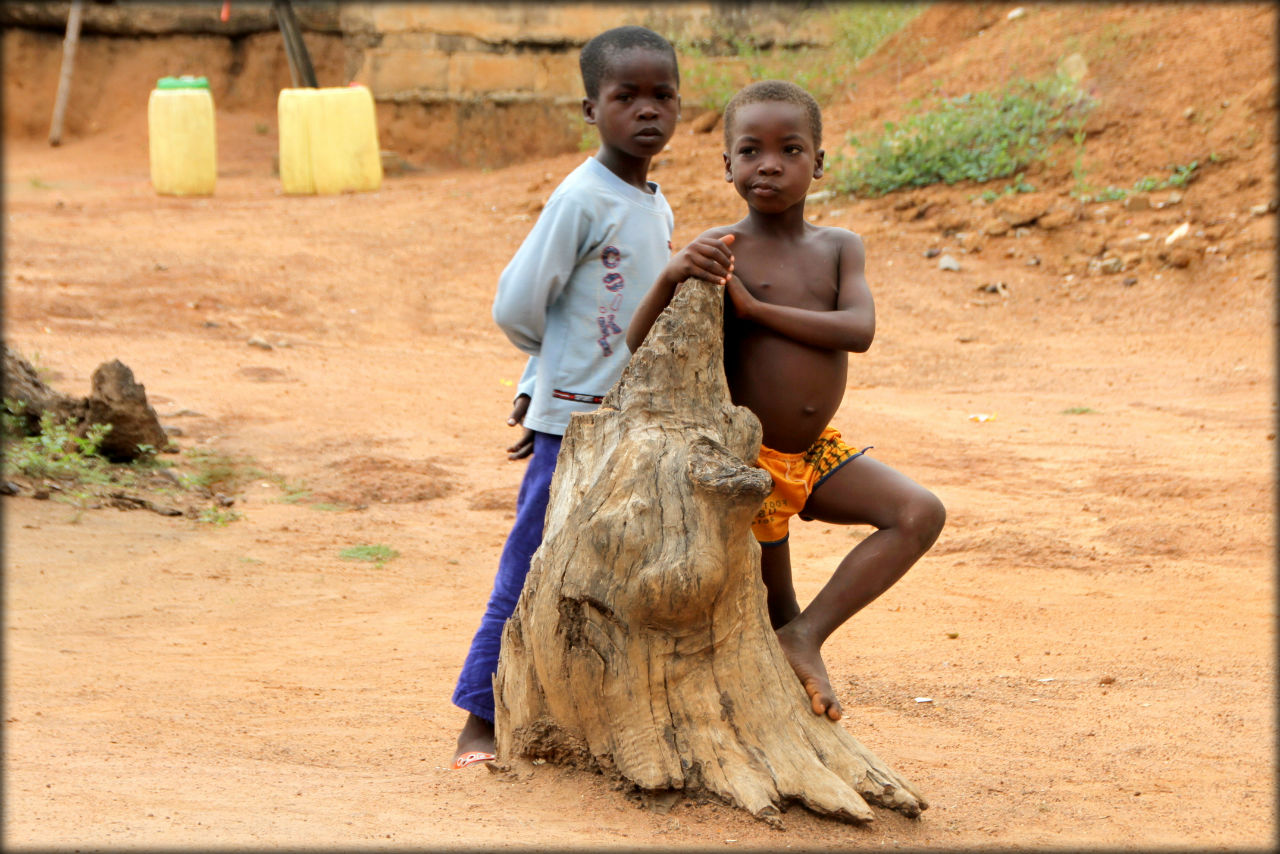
[
  {"xmin": 147, "ymin": 76, "xmax": 217, "ymax": 196},
  {"xmin": 278, "ymin": 84, "xmax": 382, "ymax": 195}
]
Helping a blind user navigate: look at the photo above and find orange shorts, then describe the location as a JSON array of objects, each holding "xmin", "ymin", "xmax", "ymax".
[{"xmin": 751, "ymin": 427, "xmax": 871, "ymax": 545}]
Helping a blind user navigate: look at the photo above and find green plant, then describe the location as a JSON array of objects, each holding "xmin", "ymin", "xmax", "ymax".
[
  {"xmin": 198, "ymin": 506, "xmax": 243, "ymax": 526},
  {"xmin": 1070, "ymin": 129, "xmax": 1094, "ymax": 200},
  {"xmin": 340, "ymin": 544, "xmax": 400, "ymax": 567},
  {"xmin": 1165, "ymin": 160, "xmax": 1199, "ymax": 187},
  {"xmin": 1061, "ymin": 406, "xmax": 1097, "ymax": 415},
  {"xmin": 2, "ymin": 412, "xmax": 113, "ymax": 482},
  {"xmin": 1131, "ymin": 161, "xmax": 1199, "ymax": 195},
  {"xmin": 1, "ymin": 406, "xmax": 253, "ymax": 523},
  {"xmin": 833, "ymin": 73, "xmax": 1094, "ymax": 197},
  {"xmin": 977, "ymin": 173, "xmax": 1037, "ymax": 203},
  {"xmin": 254, "ymin": 122, "xmax": 270, "ymax": 135}
]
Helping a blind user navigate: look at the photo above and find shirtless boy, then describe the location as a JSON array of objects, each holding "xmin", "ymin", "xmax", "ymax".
[{"xmin": 627, "ymin": 80, "xmax": 945, "ymax": 722}]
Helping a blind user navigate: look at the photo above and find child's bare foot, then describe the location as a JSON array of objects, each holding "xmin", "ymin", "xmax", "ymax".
[
  {"xmin": 452, "ymin": 712, "xmax": 496, "ymax": 769},
  {"xmin": 775, "ymin": 622, "xmax": 843, "ymax": 721}
]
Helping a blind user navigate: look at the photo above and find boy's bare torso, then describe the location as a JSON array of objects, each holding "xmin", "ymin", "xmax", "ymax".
[{"xmin": 708, "ymin": 223, "xmax": 849, "ymax": 454}]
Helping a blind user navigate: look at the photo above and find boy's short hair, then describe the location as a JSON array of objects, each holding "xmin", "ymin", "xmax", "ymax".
[
  {"xmin": 579, "ymin": 26, "xmax": 678, "ymax": 100},
  {"xmin": 723, "ymin": 79, "xmax": 823, "ymax": 149}
]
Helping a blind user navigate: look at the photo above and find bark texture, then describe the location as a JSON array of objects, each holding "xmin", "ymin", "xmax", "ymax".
[{"xmin": 494, "ymin": 280, "xmax": 926, "ymax": 825}]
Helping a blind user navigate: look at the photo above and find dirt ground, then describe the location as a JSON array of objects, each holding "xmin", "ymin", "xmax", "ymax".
[{"xmin": 3, "ymin": 3, "xmax": 1276, "ymax": 850}]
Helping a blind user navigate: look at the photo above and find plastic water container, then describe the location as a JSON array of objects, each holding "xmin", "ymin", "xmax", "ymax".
[
  {"xmin": 148, "ymin": 76, "xmax": 216, "ymax": 196},
  {"xmin": 278, "ymin": 85, "xmax": 382, "ymax": 194}
]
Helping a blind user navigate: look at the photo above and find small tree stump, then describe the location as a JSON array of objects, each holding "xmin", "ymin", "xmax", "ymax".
[
  {"xmin": 3, "ymin": 348, "xmax": 168, "ymax": 462},
  {"xmin": 86, "ymin": 359, "xmax": 170, "ymax": 461},
  {"xmin": 494, "ymin": 280, "xmax": 927, "ymax": 825}
]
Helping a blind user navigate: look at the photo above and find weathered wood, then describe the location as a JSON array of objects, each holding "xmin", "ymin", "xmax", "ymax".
[
  {"xmin": 3, "ymin": 346, "xmax": 86, "ymax": 430},
  {"xmin": 494, "ymin": 279, "xmax": 926, "ymax": 825},
  {"xmin": 48, "ymin": 0, "xmax": 84, "ymax": 146},
  {"xmin": 3, "ymin": 348, "xmax": 168, "ymax": 462},
  {"xmin": 86, "ymin": 359, "xmax": 170, "ymax": 462}
]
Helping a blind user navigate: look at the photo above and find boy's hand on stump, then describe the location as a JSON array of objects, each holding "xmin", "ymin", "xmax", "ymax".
[{"xmin": 669, "ymin": 232, "xmax": 735, "ymax": 286}]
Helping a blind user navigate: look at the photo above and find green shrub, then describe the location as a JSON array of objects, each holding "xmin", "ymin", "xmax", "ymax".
[
  {"xmin": 2, "ymin": 411, "xmax": 113, "ymax": 482},
  {"xmin": 832, "ymin": 73, "xmax": 1095, "ymax": 197}
]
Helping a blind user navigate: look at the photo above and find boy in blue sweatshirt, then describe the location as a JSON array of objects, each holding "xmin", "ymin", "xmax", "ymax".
[{"xmin": 451, "ymin": 26, "xmax": 681, "ymax": 769}]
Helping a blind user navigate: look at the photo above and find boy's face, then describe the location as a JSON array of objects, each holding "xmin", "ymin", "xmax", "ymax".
[
  {"xmin": 723, "ymin": 101, "xmax": 824, "ymax": 213},
  {"xmin": 583, "ymin": 48, "xmax": 680, "ymax": 160}
]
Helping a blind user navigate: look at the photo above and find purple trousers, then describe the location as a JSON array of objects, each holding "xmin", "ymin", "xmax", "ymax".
[{"xmin": 451, "ymin": 431, "xmax": 562, "ymax": 723}]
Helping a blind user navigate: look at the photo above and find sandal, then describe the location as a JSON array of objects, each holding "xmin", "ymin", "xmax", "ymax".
[{"xmin": 451, "ymin": 750, "xmax": 495, "ymax": 770}]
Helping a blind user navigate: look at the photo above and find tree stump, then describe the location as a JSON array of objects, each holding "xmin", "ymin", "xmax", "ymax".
[
  {"xmin": 85, "ymin": 359, "xmax": 170, "ymax": 462},
  {"xmin": 494, "ymin": 280, "xmax": 927, "ymax": 825},
  {"xmin": 3, "ymin": 348, "xmax": 168, "ymax": 462},
  {"xmin": 3, "ymin": 346, "xmax": 87, "ymax": 431}
]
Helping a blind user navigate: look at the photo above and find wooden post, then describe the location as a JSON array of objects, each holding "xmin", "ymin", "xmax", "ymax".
[
  {"xmin": 272, "ymin": 0, "xmax": 318, "ymax": 88},
  {"xmin": 48, "ymin": 0, "xmax": 85, "ymax": 146}
]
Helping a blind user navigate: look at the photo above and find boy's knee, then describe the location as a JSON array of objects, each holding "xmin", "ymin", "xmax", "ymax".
[{"xmin": 901, "ymin": 490, "xmax": 945, "ymax": 550}]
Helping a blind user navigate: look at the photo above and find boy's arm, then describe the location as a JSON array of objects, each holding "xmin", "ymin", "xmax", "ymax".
[
  {"xmin": 515, "ymin": 356, "xmax": 538, "ymax": 400},
  {"xmin": 626, "ymin": 231, "xmax": 736, "ymax": 352},
  {"xmin": 726, "ymin": 230, "xmax": 875, "ymax": 353},
  {"xmin": 492, "ymin": 198, "xmax": 590, "ymax": 355}
]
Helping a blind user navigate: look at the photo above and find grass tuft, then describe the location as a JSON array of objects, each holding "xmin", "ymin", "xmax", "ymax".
[{"xmin": 340, "ymin": 544, "xmax": 399, "ymax": 567}]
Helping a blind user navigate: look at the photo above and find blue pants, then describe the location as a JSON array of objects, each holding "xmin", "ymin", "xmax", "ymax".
[{"xmin": 452, "ymin": 431, "xmax": 562, "ymax": 723}]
